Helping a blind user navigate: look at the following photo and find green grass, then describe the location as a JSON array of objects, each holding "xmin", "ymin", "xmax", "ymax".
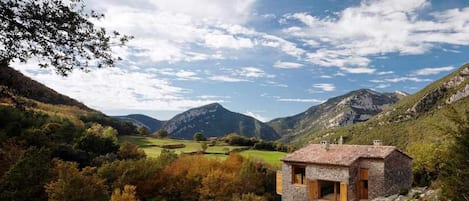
[
  {"xmin": 240, "ymin": 150, "xmax": 286, "ymax": 166},
  {"xmin": 118, "ymin": 135, "xmax": 286, "ymax": 165}
]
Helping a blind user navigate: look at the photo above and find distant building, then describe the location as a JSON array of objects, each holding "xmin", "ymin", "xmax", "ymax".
[{"xmin": 276, "ymin": 141, "xmax": 412, "ymax": 201}]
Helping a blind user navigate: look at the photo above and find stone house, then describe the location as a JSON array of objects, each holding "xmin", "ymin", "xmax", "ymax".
[{"xmin": 276, "ymin": 141, "xmax": 412, "ymax": 201}]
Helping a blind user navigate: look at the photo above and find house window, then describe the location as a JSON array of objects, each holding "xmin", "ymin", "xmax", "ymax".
[{"xmin": 292, "ymin": 165, "xmax": 306, "ymax": 185}]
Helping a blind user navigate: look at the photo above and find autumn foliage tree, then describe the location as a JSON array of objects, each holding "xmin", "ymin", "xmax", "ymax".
[
  {"xmin": 45, "ymin": 160, "xmax": 108, "ymax": 201},
  {"xmin": 110, "ymin": 185, "xmax": 140, "ymax": 201}
]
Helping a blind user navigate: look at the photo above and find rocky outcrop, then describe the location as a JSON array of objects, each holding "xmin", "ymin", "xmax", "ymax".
[
  {"xmin": 409, "ymin": 66, "xmax": 469, "ymax": 114},
  {"xmin": 269, "ymin": 89, "xmax": 402, "ymax": 141}
]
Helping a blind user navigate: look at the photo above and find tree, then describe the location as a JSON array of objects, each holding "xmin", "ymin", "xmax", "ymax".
[
  {"xmin": 0, "ymin": 0, "xmax": 131, "ymax": 76},
  {"xmin": 200, "ymin": 142, "xmax": 208, "ymax": 153},
  {"xmin": 118, "ymin": 142, "xmax": 146, "ymax": 160},
  {"xmin": 0, "ymin": 147, "xmax": 51, "ymax": 201},
  {"xmin": 110, "ymin": 185, "xmax": 140, "ymax": 201},
  {"xmin": 45, "ymin": 160, "xmax": 109, "ymax": 201},
  {"xmin": 136, "ymin": 126, "xmax": 149, "ymax": 136},
  {"xmin": 439, "ymin": 108, "xmax": 469, "ymax": 200},
  {"xmin": 154, "ymin": 129, "xmax": 168, "ymax": 138},
  {"xmin": 193, "ymin": 132, "xmax": 205, "ymax": 141},
  {"xmin": 74, "ymin": 132, "xmax": 119, "ymax": 156}
]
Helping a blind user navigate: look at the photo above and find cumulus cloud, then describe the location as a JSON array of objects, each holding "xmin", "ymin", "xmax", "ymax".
[
  {"xmin": 413, "ymin": 66, "xmax": 455, "ymax": 75},
  {"xmin": 281, "ymin": 0, "xmax": 469, "ymax": 70},
  {"xmin": 273, "ymin": 61, "xmax": 304, "ymax": 69},
  {"xmin": 13, "ymin": 65, "xmax": 222, "ymax": 111}
]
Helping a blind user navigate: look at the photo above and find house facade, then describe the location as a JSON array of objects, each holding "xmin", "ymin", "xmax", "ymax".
[{"xmin": 277, "ymin": 141, "xmax": 412, "ymax": 201}]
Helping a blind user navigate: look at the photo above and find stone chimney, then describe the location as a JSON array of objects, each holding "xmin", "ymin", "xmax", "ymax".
[
  {"xmin": 320, "ymin": 140, "xmax": 330, "ymax": 150},
  {"xmin": 373, "ymin": 140, "xmax": 383, "ymax": 146},
  {"xmin": 338, "ymin": 136, "xmax": 344, "ymax": 145}
]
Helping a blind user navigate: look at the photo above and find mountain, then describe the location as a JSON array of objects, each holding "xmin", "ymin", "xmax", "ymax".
[
  {"xmin": 268, "ymin": 89, "xmax": 402, "ymax": 142},
  {"xmin": 0, "ymin": 66, "xmax": 91, "ymax": 110},
  {"xmin": 162, "ymin": 103, "xmax": 280, "ymax": 140},
  {"xmin": 113, "ymin": 114, "xmax": 163, "ymax": 133},
  {"xmin": 294, "ymin": 63, "xmax": 469, "ymax": 150}
]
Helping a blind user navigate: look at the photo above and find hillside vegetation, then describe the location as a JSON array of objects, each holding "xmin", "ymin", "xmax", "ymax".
[
  {"xmin": 295, "ymin": 63, "xmax": 469, "ymax": 188},
  {"xmin": 0, "ymin": 65, "xmax": 281, "ymax": 201}
]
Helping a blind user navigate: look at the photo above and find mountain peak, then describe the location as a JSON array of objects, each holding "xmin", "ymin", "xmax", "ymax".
[{"xmin": 163, "ymin": 102, "xmax": 278, "ymax": 140}]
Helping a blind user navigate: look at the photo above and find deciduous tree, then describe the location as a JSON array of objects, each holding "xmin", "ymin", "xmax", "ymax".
[
  {"xmin": 110, "ymin": 185, "xmax": 140, "ymax": 201},
  {"xmin": 45, "ymin": 159, "xmax": 108, "ymax": 201},
  {"xmin": 0, "ymin": 0, "xmax": 131, "ymax": 75}
]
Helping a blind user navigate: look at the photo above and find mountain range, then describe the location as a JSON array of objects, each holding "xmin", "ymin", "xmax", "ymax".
[
  {"xmin": 290, "ymin": 63, "xmax": 469, "ymax": 150},
  {"xmin": 115, "ymin": 89, "xmax": 405, "ymax": 140},
  {"xmin": 5, "ymin": 63, "xmax": 469, "ymax": 145}
]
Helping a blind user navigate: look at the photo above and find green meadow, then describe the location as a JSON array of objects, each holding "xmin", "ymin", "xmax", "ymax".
[{"xmin": 119, "ymin": 135, "xmax": 286, "ymax": 165}]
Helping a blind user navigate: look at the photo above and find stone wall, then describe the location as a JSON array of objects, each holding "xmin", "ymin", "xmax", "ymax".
[
  {"xmin": 280, "ymin": 151, "xmax": 412, "ymax": 201},
  {"xmin": 358, "ymin": 159, "xmax": 385, "ymax": 200},
  {"xmin": 281, "ymin": 163, "xmax": 308, "ymax": 201},
  {"xmin": 384, "ymin": 151, "xmax": 412, "ymax": 196},
  {"xmin": 281, "ymin": 162, "xmax": 350, "ymax": 201},
  {"xmin": 306, "ymin": 163, "xmax": 350, "ymax": 181}
]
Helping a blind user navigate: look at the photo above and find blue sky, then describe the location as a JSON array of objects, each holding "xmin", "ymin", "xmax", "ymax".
[{"xmin": 14, "ymin": 0, "xmax": 469, "ymax": 121}]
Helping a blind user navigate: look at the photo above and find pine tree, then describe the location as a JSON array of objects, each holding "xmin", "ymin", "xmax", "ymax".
[{"xmin": 439, "ymin": 108, "xmax": 469, "ymax": 200}]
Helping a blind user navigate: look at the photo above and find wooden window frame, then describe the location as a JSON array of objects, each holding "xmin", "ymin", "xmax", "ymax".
[{"xmin": 291, "ymin": 165, "xmax": 306, "ymax": 185}]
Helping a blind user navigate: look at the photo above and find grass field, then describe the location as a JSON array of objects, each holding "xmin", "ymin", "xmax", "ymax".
[{"xmin": 119, "ymin": 135, "xmax": 287, "ymax": 165}]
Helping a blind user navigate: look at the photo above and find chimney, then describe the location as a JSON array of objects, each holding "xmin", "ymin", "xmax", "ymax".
[
  {"xmin": 373, "ymin": 140, "xmax": 383, "ymax": 146},
  {"xmin": 338, "ymin": 136, "xmax": 344, "ymax": 145},
  {"xmin": 320, "ymin": 140, "xmax": 330, "ymax": 150}
]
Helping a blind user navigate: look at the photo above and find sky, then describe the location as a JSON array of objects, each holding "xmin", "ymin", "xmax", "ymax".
[{"xmin": 13, "ymin": 0, "xmax": 469, "ymax": 122}]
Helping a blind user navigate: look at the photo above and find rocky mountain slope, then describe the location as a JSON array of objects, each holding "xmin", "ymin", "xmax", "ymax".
[
  {"xmin": 268, "ymin": 89, "xmax": 403, "ymax": 142},
  {"xmin": 294, "ymin": 63, "xmax": 469, "ymax": 150},
  {"xmin": 162, "ymin": 103, "xmax": 280, "ymax": 140},
  {"xmin": 113, "ymin": 114, "xmax": 163, "ymax": 133}
]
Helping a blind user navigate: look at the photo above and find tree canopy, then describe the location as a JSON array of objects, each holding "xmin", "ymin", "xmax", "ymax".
[{"xmin": 0, "ymin": 0, "xmax": 131, "ymax": 75}]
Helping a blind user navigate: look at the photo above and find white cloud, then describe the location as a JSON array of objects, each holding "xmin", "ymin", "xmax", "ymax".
[
  {"xmin": 377, "ymin": 71, "xmax": 394, "ymax": 75},
  {"xmin": 88, "ymin": 0, "xmax": 259, "ymax": 63},
  {"xmin": 209, "ymin": 67, "xmax": 274, "ymax": 82},
  {"xmin": 244, "ymin": 111, "xmax": 269, "ymax": 122},
  {"xmin": 370, "ymin": 76, "xmax": 432, "ymax": 83},
  {"xmin": 208, "ymin": 75, "xmax": 248, "ymax": 82},
  {"xmin": 277, "ymin": 98, "xmax": 324, "ymax": 103},
  {"xmin": 340, "ymin": 67, "xmax": 376, "ymax": 74},
  {"xmin": 281, "ymin": 0, "xmax": 469, "ymax": 68},
  {"xmin": 311, "ymin": 83, "xmax": 336, "ymax": 92},
  {"xmin": 320, "ymin": 75, "xmax": 333, "ymax": 79},
  {"xmin": 273, "ymin": 61, "xmax": 304, "ymax": 69},
  {"xmin": 155, "ymin": 68, "xmax": 201, "ymax": 80},
  {"xmin": 235, "ymin": 67, "xmax": 274, "ymax": 78},
  {"xmin": 262, "ymin": 81, "xmax": 288, "ymax": 88},
  {"xmin": 413, "ymin": 66, "xmax": 455, "ymax": 75},
  {"xmin": 13, "ymin": 65, "xmax": 220, "ymax": 111},
  {"xmin": 376, "ymin": 84, "xmax": 391, "ymax": 89},
  {"xmin": 204, "ymin": 34, "xmax": 254, "ymax": 49}
]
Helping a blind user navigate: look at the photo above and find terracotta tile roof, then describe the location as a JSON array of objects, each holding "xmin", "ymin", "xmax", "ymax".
[{"xmin": 281, "ymin": 144, "xmax": 410, "ymax": 166}]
